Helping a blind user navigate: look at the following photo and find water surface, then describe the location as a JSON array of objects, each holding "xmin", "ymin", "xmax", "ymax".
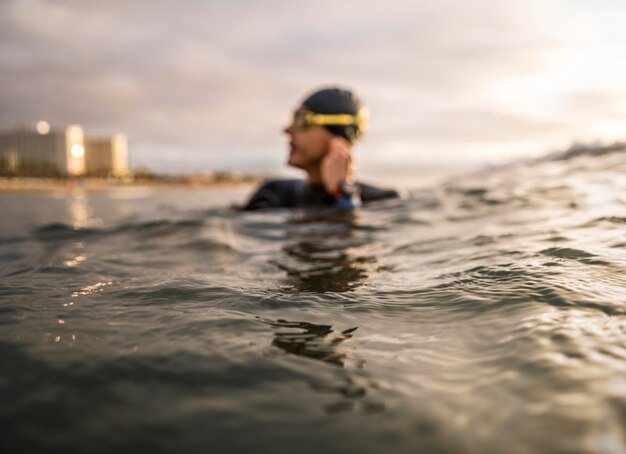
[{"xmin": 1, "ymin": 151, "xmax": 626, "ymax": 453}]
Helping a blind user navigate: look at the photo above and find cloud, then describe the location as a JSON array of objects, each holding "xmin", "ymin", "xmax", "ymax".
[
  {"xmin": 563, "ymin": 90, "xmax": 626, "ymax": 117},
  {"xmin": 370, "ymin": 109, "xmax": 569, "ymax": 144},
  {"xmin": 0, "ymin": 0, "xmax": 624, "ymax": 175}
]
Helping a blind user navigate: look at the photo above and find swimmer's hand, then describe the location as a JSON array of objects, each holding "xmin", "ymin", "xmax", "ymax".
[{"xmin": 321, "ymin": 137, "xmax": 356, "ymax": 195}]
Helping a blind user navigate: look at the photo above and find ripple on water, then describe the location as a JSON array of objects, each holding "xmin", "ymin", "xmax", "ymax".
[{"xmin": 2, "ymin": 149, "xmax": 626, "ymax": 453}]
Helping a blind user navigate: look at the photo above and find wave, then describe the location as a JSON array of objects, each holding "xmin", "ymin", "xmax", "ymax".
[{"xmin": 2, "ymin": 139, "xmax": 626, "ymax": 454}]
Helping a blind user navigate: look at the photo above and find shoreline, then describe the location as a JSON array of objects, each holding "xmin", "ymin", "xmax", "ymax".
[{"xmin": 0, "ymin": 177, "xmax": 260, "ymax": 193}]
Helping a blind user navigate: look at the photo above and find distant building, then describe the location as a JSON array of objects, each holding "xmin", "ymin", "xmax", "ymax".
[
  {"xmin": 84, "ymin": 134, "xmax": 129, "ymax": 176},
  {"xmin": 0, "ymin": 123, "xmax": 85, "ymax": 176}
]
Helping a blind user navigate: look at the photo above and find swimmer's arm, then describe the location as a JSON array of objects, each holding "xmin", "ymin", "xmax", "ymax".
[{"xmin": 321, "ymin": 137, "xmax": 362, "ymax": 209}]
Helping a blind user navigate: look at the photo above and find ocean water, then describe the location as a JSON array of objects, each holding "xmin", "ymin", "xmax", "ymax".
[{"xmin": 1, "ymin": 149, "xmax": 626, "ymax": 454}]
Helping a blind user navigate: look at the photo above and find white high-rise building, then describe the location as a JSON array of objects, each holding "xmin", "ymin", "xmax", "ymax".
[
  {"xmin": 84, "ymin": 134, "xmax": 129, "ymax": 176},
  {"xmin": 0, "ymin": 123, "xmax": 85, "ymax": 175}
]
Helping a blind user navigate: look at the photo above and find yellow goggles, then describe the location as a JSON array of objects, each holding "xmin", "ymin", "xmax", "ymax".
[{"xmin": 291, "ymin": 109, "xmax": 369, "ymax": 134}]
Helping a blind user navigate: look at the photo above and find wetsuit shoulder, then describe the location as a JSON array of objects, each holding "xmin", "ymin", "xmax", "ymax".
[
  {"xmin": 356, "ymin": 181, "xmax": 400, "ymax": 203},
  {"xmin": 242, "ymin": 179, "xmax": 307, "ymax": 210},
  {"xmin": 243, "ymin": 179, "xmax": 399, "ymax": 210}
]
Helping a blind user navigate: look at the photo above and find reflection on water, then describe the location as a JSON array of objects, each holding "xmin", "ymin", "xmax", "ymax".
[
  {"xmin": 259, "ymin": 317, "xmax": 385, "ymax": 415},
  {"xmin": 263, "ymin": 318, "xmax": 360, "ymax": 367},
  {"xmin": 67, "ymin": 188, "xmax": 100, "ymax": 229},
  {"xmin": 271, "ymin": 214, "xmax": 376, "ymax": 292}
]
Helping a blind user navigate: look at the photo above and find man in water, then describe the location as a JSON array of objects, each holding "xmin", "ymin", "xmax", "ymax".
[{"xmin": 243, "ymin": 87, "xmax": 399, "ymax": 210}]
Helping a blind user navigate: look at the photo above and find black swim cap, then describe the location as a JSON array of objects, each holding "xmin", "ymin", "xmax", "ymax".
[{"xmin": 300, "ymin": 87, "xmax": 366, "ymax": 144}]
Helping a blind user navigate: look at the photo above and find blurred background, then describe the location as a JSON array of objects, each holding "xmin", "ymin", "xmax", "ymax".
[{"xmin": 1, "ymin": 0, "xmax": 625, "ymax": 186}]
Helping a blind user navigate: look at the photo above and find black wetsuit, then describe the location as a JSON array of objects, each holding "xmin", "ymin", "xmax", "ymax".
[{"xmin": 243, "ymin": 179, "xmax": 399, "ymax": 211}]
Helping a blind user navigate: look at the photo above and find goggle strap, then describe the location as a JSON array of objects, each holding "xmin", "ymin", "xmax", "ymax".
[
  {"xmin": 293, "ymin": 109, "xmax": 369, "ymax": 136},
  {"xmin": 308, "ymin": 113, "xmax": 359, "ymax": 126}
]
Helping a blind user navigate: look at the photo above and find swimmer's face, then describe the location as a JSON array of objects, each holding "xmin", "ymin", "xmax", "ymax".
[{"xmin": 284, "ymin": 112, "xmax": 333, "ymax": 171}]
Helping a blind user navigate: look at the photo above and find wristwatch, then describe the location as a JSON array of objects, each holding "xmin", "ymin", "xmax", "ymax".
[
  {"xmin": 331, "ymin": 181, "xmax": 358, "ymax": 199},
  {"xmin": 332, "ymin": 181, "xmax": 362, "ymax": 209}
]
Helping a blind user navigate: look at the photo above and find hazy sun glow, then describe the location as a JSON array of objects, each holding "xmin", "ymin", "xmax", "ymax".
[
  {"xmin": 71, "ymin": 144, "xmax": 85, "ymax": 158},
  {"xmin": 36, "ymin": 120, "xmax": 50, "ymax": 135}
]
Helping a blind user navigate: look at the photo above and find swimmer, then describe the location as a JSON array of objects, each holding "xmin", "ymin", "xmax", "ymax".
[{"xmin": 243, "ymin": 87, "xmax": 399, "ymax": 210}]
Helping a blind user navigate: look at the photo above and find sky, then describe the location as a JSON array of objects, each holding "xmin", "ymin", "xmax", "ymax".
[{"xmin": 1, "ymin": 0, "xmax": 625, "ymax": 184}]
